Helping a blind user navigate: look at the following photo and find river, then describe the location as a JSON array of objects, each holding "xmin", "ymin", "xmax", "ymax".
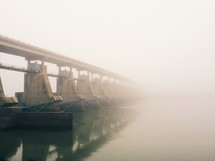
[{"xmin": 1, "ymin": 95, "xmax": 215, "ymax": 161}]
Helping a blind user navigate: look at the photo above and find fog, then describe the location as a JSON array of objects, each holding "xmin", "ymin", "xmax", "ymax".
[
  {"xmin": 1, "ymin": 1, "xmax": 215, "ymax": 160},
  {"xmin": 0, "ymin": 0, "xmax": 214, "ymax": 97}
]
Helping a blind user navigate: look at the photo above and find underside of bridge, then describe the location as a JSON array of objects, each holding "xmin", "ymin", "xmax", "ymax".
[{"xmin": 0, "ymin": 34, "xmax": 134, "ymax": 129}]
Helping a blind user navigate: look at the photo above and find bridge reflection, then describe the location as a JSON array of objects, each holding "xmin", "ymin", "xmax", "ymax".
[{"xmin": 0, "ymin": 108, "xmax": 134, "ymax": 161}]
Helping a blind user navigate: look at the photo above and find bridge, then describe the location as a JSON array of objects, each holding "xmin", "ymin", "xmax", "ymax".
[{"xmin": 0, "ymin": 34, "xmax": 132, "ymax": 129}]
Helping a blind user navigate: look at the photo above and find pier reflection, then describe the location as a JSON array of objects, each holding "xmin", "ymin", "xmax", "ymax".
[
  {"xmin": 0, "ymin": 107, "xmax": 133, "ymax": 161},
  {"xmin": 0, "ymin": 131, "xmax": 21, "ymax": 160}
]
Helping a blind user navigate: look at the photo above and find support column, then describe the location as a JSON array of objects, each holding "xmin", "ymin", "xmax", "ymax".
[
  {"xmin": 0, "ymin": 77, "xmax": 18, "ymax": 107},
  {"xmin": 0, "ymin": 77, "xmax": 6, "ymax": 107},
  {"xmin": 91, "ymin": 74, "xmax": 105, "ymax": 97},
  {"xmin": 77, "ymin": 71, "xmax": 95, "ymax": 98},
  {"xmin": 57, "ymin": 66, "xmax": 78, "ymax": 101},
  {"xmin": 102, "ymin": 77, "xmax": 113, "ymax": 97},
  {"xmin": 23, "ymin": 61, "xmax": 54, "ymax": 106}
]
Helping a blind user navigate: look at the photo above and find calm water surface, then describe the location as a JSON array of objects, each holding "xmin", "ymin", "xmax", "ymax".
[{"xmin": 1, "ymin": 96, "xmax": 215, "ymax": 161}]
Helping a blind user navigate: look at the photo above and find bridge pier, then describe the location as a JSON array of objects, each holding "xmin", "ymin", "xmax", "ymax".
[
  {"xmin": 102, "ymin": 80, "xmax": 122, "ymax": 105},
  {"xmin": 0, "ymin": 77, "xmax": 6, "ymax": 107},
  {"xmin": 77, "ymin": 71, "xmax": 107, "ymax": 109},
  {"xmin": 0, "ymin": 76, "xmax": 19, "ymax": 129},
  {"xmin": 0, "ymin": 77, "xmax": 18, "ymax": 107},
  {"xmin": 91, "ymin": 74, "xmax": 106, "ymax": 97},
  {"xmin": 56, "ymin": 67, "xmax": 85, "ymax": 112},
  {"xmin": 23, "ymin": 61, "xmax": 60, "ymax": 106},
  {"xmin": 102, "ymin": 81, "xmax": 114, "ymax": 98},
  {"xmin": 57, "ymin": 67, "xmax": 78, "ymax": 101},
  {"xmin": 77, "ymin": 71, "xmax": 95, "ymax": 98}
]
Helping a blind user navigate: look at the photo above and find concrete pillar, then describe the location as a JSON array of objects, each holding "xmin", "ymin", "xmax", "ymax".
[
  {"xmin": 116, "ymin": 81, "xmax": 126, "ymax": 98},
  {"xmin": 78, "ymin": 70, "xmax": 80, "ymax": 78},
  {"xmin": 77, "ymin": 71, "xmax": 95, "ymax": 98},
  {"xmin": 110, "ymin": 83, "xmax": 116, "ymax": 97},
  {"xmin": 57, "ymin": 66, "xmax": 78, "ymax": 101},
  {"xmin": 0, "ymin": 77, "xmax": 6, "ymax": 106},
  {"xmin": 87, "ymin": 71, "xmax": 90, "ymax": 80},
  {"xmin": 0, "ymin": 77, "xmax": 18, "ymax": 107},
  {"xmin": 23, "ymin": 62, "xmax": 53, "ymax": 106},
  {"xmin": 89, "ymin": 72, "xmax": 93, "ymax": 81},
  {"xmin": 91, "ymin": 75, "xmax": 106, "ymax": 97},
  {"xmin": 102, "ymin": 77, "xmax": 114, "ymax": 97}
]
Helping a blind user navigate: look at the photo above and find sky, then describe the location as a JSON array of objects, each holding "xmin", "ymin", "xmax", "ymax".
[{"xmin": 0, "ymin": 0, "xmax": 215, "ymax": 96}]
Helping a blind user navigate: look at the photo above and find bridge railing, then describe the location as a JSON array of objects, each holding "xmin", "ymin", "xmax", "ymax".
[
  {"xmin": 0, "ymin": 62, "xmax": 79, "ymax": 79},
  {"xmin": 0, "ymin": 62, "xmax": 26, "ymax": 71}
]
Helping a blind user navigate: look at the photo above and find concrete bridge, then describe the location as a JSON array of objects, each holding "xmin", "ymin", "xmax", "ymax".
[{"xmin": 0, "ymin": 34, "xmax": 132, "ymax": 129}]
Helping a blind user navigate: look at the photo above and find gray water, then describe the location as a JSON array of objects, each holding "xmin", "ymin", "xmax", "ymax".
[{"xmin": 1, "ymin": 96, "xmax": 215, "ymax": 161}]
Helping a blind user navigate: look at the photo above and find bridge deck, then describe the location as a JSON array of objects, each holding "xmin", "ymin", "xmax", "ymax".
[{"xmin": 0, "ymin": 35, "xmax": 126, "ymax": 80}]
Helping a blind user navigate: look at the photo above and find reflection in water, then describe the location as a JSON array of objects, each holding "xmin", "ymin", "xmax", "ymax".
[
  {"xmin": 0, "ymin": 107, "xmax": 134, "ymax": 161},
  {"xmin": 0, "ymin": 132, "xmax": 21, "ymax": 160}
]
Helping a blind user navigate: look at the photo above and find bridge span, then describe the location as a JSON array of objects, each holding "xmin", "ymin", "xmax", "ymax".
[
  {"xmin": 0, "ymin": 34, "xmax": 133, "ymax": 129},
  {"xmin": 0, "ymin": 35, "xmax": 126, "ymax": 80}
]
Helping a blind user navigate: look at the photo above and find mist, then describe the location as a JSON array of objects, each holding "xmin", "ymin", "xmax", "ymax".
[
  {"xmin": 1, "ymin": 0, "xmax": 215, "ymax": 98},
  {"xmin": 1, "ymin": 1, "xmax": 215, "ymax": 161}
]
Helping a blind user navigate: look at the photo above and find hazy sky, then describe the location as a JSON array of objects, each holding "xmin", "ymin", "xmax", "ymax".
[{"xmin": 0, "ymin": 0, "xmax": 215, "ymax": 96}]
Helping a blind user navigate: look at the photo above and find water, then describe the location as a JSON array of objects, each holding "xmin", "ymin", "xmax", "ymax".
[{"xmin": 1, "ymin": 96, "xmax": 215, "ymax": 161}]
